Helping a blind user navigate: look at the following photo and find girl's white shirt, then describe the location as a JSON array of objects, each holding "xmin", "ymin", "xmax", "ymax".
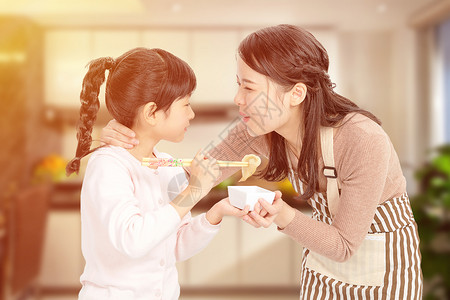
[{"xmin": 79, "ymin": 146, "xmax": 220, "ymax": 300}]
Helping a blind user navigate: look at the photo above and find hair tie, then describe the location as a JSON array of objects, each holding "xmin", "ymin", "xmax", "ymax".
[
  {"xmin": 66, "ymin": 156, "xmax": 81, "ymax": 176},
  {"xmin": 72, "ymin": 156, "xmax": 81, "ymax": 168}
]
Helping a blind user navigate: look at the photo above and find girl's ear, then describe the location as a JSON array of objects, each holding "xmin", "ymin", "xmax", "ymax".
[
  {"xmin": 143, "ymin": 102, "xmax": 158, "ymax": 125},
  {"xmin": 290, "ymin": 83, "xmax": 307, "ymax": 106}
]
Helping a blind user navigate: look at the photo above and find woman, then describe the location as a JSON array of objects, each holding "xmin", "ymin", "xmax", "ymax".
[{"xmin": 101, "ymin": 25, "xmax": 423, "ymax": 299}]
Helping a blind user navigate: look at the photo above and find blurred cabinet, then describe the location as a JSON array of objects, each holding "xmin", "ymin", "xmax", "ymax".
[
  {"xmin": 0, "ymin": 17, "xmax": 43, "ymax": 192},
  {"xmin": 0, "ymin": 213, "xmax": 4, "ymax": 300},
  {"xmin": 5, "ymin": 185, "xmax": 51, "ymax": 299},
  {"xmin": 39, "ymin": 210, "xmax": 303, "ymax": 294},
  {"xmin": 92, "ymin": 30, "xmax": 142, "ymax": 58},
  {"xmin": 91, "ymin": 30, "xmax": 142, "ymax": 107},
  {"xmin": 181, "ymin": 216, "xmax": 241, "ymax": 286},
  {"xmin": 189, "ymin": 30, "xmax": 239, "ymax": 104},
  {"xmin": 44, "ymin": 30, "xmax": 91, "ymax": 108},
  {"xmin": 240, "ymin": 221, "xmax": 300, "ymax": 285},
  {"xmin": 40, "ymin": 211, "xmax": 83, "ymax": 289},
  {"xmin": 177, "ymin": 214, "xmax": 302, "ymax": 288},
  {"xmin": 142, "ymin": 29, "xmax": 190, "ymax": 63},
  {"xmin": 44, "ymin": 28, "xmax": 241, "ymax": 111}
]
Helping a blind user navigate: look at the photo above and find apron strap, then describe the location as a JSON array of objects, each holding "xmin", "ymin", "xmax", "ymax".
[{"xmin": 319, "ymin": 127, "xmax": 340, "ymax": 217}]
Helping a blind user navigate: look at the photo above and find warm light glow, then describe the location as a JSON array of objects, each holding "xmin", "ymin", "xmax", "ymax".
[
  {"xmin": 171, "ymin": 3, "xmax": 182, "ymax": 13},
  {"xmin": 0, "ymin": 0, "xmax": 145, "ymax": 14},
  {"xmin": 0, "ymin": 52, "xmax": 26, "ymax": 63},
  {"xmin": 377, "ymin": 3, "xmax": 387, "ymax": 13}
]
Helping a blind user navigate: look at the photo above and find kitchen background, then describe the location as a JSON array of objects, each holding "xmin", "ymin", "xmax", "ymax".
[{"xmin": 1, "ymin": 0, "xmax": 450, "ymax": 299}]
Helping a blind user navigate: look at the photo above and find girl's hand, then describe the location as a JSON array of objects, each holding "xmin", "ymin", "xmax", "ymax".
[
  {"xmin": 206, "ymin": 198, "xmax": 250, "ymax": 225},
  {"xmin": 188, "ymin": 151, "xmax": 221, "ymax": 200},
  {"xmin": 169, "ymin": 151, "xmax": 220, "ymax": 218},
  {"xmin": 242, "ymin": 191, "xmax": 291, "ymax": 228},
  {"xmin": 100, "ymin": 119, "xmax": 139, "ymax": 149}
]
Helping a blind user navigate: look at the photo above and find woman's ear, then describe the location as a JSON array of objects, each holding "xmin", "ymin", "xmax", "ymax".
[
  {"xmin": 290, "ymin": 83, "xmax": 307, "ymax": 106},
  {"xmin": 143, "ymin": 102, "xmax": 158, "ymax": 125}
]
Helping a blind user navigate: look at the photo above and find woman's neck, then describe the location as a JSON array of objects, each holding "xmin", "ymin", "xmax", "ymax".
[{"xmin": 275, "ymin": 106, "xmax": 304, "ymax": 156}]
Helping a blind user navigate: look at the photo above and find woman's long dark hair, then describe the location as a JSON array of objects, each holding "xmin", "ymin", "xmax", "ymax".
[
  {"xmin": 238, "ymin": 24, "xmax": 381, "ymax": 200},
  {"xmin": 66, "ymin": 47, "xmax": 196, "ymax": 175}
]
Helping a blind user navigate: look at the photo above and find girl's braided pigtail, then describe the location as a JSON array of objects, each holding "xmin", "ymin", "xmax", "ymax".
[{"xmin": 66, "ymin": 57, "xmax": 115, "ymax": 175}]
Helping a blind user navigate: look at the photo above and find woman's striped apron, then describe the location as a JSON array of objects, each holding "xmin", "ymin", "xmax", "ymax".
[{"xmin": 288, "ymin": 127, "xmax": 423, "ymax": 299}]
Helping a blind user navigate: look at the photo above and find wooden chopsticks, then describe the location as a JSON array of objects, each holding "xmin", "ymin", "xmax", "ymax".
[{"xmin": 141, "ymin": 157, "xmax": 248, "ymax": 167}]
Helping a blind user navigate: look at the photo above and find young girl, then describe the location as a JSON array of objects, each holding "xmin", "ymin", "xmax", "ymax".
[
  {"xmin": 102, "ymin": 25, "xmax": 423, "ymax": 299},
  {"xmin": 66, "ymin": 47, "xmax": 248, "ymax": 300}
]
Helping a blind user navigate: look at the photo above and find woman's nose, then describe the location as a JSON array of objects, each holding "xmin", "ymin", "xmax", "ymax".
[{"xmin": 234, "ymin": 90, "xmax": 245, "ymax": 106}]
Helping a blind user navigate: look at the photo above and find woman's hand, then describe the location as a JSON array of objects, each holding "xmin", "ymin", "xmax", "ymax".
[
  {"xmin": 206, "ymin": 198, "xmax": 250, "ymax": 225},
  {"xmin": 188, "ymin": 151, "xmax": 221, "ymax": 200},
  {"xmin": 100, "ymin": 119, "xmax": 139, "ymax": 149},
  {"xmin": 242, "ymin": 191, "xmax": 294, "ymax": 229}
]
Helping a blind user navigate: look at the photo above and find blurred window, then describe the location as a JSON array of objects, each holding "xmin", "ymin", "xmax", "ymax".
[{"xmin": 437, "ymin": 18, "xmax": 450, "ymax": 143}]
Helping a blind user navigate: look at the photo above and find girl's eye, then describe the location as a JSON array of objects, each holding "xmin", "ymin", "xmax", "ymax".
[{"xmin": 244, "ymin": 87, "xmax": 253, "ymax": 91}]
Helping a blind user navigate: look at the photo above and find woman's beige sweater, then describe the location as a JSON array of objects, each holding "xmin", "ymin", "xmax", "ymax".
[{"xmin": 209, "ymin": 113, "xmax": 406, "ymax": 262}]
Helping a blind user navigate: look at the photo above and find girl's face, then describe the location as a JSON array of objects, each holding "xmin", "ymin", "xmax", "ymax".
[
  {"xmin": 234, "ymin": 56, "xmax": 292, "ymax": 137},
  {"xmin": 158, "ymin": 95, "xmax": 195, "ymax": 143}
]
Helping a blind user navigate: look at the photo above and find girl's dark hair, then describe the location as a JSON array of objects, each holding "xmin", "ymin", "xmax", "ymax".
[
  {"xmin": 66, "ymin": 47, "xmax": 196, "ymax": 175},
  {"xmin": 238, "ymin": 24, "xmax": 381, "ymax": 201}
]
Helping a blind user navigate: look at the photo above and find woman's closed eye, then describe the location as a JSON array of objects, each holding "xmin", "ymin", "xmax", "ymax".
[{"xmin": 237, "ymin": 82, "xmax": 253, "ymax": 91}]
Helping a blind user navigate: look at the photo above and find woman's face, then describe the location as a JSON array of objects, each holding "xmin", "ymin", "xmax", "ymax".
[{"xmin": 234, "ymin": 56, "xmax": 292, "ymax": 137}]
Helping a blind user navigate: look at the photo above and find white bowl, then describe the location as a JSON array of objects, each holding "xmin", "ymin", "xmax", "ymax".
[{"xmin": 227, "ymin": 186, "xmax": 275, "ymax": 211}]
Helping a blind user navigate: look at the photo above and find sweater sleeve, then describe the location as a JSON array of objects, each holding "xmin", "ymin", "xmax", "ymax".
[
  {"xmin": 207, "ymin": 121, "xmax": 269, "ymax": 184},
  {"xmin": 82, "ymin": 154, "xmax": 181, "ymax": 259},
  {"xmin": 279, "ymin": 127, "xmax": 391, "ymax": 262},
  {"xmin": 174, "ymin": 212, "xmax": 220, "ymax": 262}
]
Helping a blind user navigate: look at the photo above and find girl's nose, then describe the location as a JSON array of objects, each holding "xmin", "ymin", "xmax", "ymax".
[{"xmin": 188, "ymin": 106, "xmax": 195, "ymax": 120}]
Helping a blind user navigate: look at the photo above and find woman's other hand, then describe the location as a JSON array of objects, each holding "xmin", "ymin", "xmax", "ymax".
[
  {"xmin": 242, "ymin": 191, "xmax": 295, "ymax": 229},
  {"xmin": 100, "ymin": 119, "xmax": 139, "ymax": 149}
]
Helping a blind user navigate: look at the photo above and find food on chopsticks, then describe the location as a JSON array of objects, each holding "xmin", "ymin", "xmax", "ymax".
[
  {"xmin": 141, "ymin": 154, "xmax": 261, "ymax": 182},
  {"xmin": 238, "ymin": 154, "xmax": 261, "ymax": 182}
]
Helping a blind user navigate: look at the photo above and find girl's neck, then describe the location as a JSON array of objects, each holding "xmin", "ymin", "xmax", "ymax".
[{"xmin": 127, "ymin": 132, "xmax": 159, "ymax": 161}]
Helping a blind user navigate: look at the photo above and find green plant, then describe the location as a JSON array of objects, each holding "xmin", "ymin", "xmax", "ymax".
[{"xmin": 411, "ymin": 144, "xmax": 450, "ymax": 300}]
